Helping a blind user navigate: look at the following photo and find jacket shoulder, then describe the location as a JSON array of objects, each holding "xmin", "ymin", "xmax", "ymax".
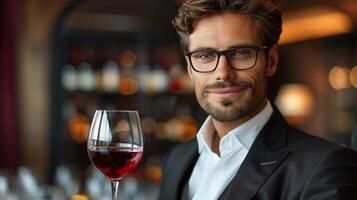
[
  {"xmin": 159, "ymin": 139, "xmax": 198, "ymax": 200},
  {"xmin": 164, "ymin": 139, "xmax": 198, "ymax": 165},
  {"xmin": 287, "ymin": 126, "xmax": 356, "ymax": 159}
]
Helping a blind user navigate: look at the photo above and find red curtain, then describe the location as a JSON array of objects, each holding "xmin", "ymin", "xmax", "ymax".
[{"xmin": 0, "ymin": 0, "xmax": 19, "ymax": 170}]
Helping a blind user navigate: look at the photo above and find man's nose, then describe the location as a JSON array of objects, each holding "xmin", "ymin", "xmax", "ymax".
[{"xmin": 215, "ymin": 55, "xmax": 236, "ymax": 81}]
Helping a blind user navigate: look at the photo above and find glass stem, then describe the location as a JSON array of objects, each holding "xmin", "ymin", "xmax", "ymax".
[{"xmin": 111, "ymin": 180, "xmax": 120, "ymax": 200}]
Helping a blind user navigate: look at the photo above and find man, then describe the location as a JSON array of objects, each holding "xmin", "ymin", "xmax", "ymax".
[{"xmin": 159, "ymin": 0, "xmax": 357, "ymax": 199}]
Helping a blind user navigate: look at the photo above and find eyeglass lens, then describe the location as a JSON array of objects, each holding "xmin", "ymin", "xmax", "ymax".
[{"xmin": 189, "ymin": 47, "xmax": 259, "ymax": 72}]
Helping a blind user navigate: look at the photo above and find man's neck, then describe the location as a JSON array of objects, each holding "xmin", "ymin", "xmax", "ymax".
[
  {"xmin": 213, "ymin": 120, "xmax": 245, "ymax": 138},
  {"xmin": 210, "ymin": 100, "xmax": 268, "ymax": 155}
]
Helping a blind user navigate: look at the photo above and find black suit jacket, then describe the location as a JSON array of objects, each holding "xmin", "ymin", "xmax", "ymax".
[{"xmin": 159, "ymin": 109, "xmax": 357, "ymax": 200}]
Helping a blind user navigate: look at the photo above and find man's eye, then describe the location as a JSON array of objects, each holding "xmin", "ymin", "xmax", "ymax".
[
  {"xmin": 232, "ymin": 48, "xmax": 254, "ymax": 58},
  {"xmin": 192, "ymin": 52, "xmax": 216, "ymax": 61}
]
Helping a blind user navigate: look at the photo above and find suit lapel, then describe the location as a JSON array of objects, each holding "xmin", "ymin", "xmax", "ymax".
[
  {"xmin": 219, "ymin": 108, "xmax": 291, "ymax": 200},
  {"xmin": 165, "ymin": 140, "xmax": 198, "ymax": 200}
]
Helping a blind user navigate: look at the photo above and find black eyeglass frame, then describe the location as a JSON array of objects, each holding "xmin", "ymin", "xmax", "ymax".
[{"xmin": 185, "ymin": 45, "xmax": 269, "ymax": 73}]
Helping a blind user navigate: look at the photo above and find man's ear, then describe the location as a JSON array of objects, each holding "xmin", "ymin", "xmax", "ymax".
[
  {"xmin": 185, "ymin": 56, "xmax": 193, "ymax": 79},
  {"xmin": 266, "ymin": 44, "xmax": 278, "ymax": 77}
]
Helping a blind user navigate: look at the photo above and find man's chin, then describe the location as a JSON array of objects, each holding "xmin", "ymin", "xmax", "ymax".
[
  {"xmin": 203, "ymin": 103, "xmax": 248, "ymax": 121},
  {"xmin": 221, "ymin": 99, "xmax": 234, "ymax": 106},
  {"xmin": 209, "ymin": 110, "xmax": 245, "ymax": 122}
]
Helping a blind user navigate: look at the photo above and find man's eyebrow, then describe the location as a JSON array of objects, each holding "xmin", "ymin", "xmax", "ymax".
[
  {"xmin": 187, "ymin": 47, "xmax": 216, "ymax": 52},
  {"xmin": 188, "ymin": 43, "xmax": 260, "ymax": 52},
  {"xmin": 227, "ymin": 43, "xmax": 259, "ymax": 49}
]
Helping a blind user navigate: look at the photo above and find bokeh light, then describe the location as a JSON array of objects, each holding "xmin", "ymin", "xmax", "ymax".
[
  {"xmin": 328, "ymin": 66, "xmax": 351, "ymax": 90},
  {"xmin": 77, "ymin": 62, "xmax": 95, "ymax": 91},
  {"xmin": 71, "ymin": 194, "xmax": 89, "ymax": 200},
  {"xmin": 275, "ymin": 84, "xmax": 314, "ymax": 118},
  {"xmin": 119, "ymin": 50, "xmax": 136, "ymax": 68},
  {"xmin": 102, "ymin": 60, "xmax": 120, "ymax": 92},
  {"xmin": 68, "ymin": 113, "xmax": 90, "ymax": 143},
  {"xmin": 62, "ymin": 64, "xmax": 77, "ymax": 91},
  {"xmin": 165, "ymin": 115, "xmax": 197, "ymax": 142},
  {"xmin": 119, "ymin": 77, "xmax": 138, "ymax": 95},
  {"xmin": 350, "ymin": 65, "xmax": 357, "ymax": 88}
]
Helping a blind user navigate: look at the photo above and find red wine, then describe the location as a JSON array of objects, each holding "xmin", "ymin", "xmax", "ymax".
[{"xmin": 88, "ymin": 147, "xmax": 143, "ymax": 180}]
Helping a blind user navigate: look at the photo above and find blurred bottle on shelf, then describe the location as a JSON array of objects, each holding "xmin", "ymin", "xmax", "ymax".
[
  {"xmin": 87, "ymin": 166, "xmax": 111, "ymax": 199},
  {"xmin": 102, "ymin": 60, "xmax": 120, "ymax": 93},
  {"xmin": 0, "ymin": 176, "xmax": 9, "ymax": 199},
  {"xmin": 78, "ymin": 62, "xmax": 95, "ymax": 91},
  {"xmin": 62, "ymin": 64, "xmax": 77, "ymax": 91},
  {"xmin": 17, "ymin": 167, "xmax": 42, "ymax": 199},
  {"xmin": 55, "ymin": 166, "xmax": 80, "ymax": 199}
]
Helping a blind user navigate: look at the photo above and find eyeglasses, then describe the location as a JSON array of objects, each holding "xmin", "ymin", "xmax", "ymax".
[{"xmin": 185, "ymin": 46, "xmax": 268, "ymax": 73}]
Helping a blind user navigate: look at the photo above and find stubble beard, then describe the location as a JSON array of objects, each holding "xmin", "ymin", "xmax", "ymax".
[{"xmin": 197, "ymin": 82, "xmax": 262, "ymax": 122}]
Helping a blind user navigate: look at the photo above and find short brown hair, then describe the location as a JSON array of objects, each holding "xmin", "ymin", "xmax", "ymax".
[{"xmin": 172, "ymin": 0, "xmax": 282, "ymax": 50}]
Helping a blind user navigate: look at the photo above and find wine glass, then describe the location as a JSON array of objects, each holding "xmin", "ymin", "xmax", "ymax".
[{"xmin": 87, "ymin": 110, "xmax": 144, "ymax": 200}]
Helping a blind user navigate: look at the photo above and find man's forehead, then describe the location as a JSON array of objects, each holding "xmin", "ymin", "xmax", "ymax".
[{"xmin": 188, "ymin": 12, "xmax": 261, "ymax": 51}]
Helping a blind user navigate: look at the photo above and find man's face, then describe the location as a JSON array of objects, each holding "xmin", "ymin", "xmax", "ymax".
[{"xmin": 187, "ymin": 12, "xmax": 278, "ymax": 122}]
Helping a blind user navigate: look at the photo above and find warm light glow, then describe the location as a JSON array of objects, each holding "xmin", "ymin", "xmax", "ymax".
[
  {"xmin": 119, "ymin": 77, "xmax": 138, "ymax": 95},
  {"xmin": 165, "ymin": 115, "xmax": 197, "ymax": 142},
  {"xmin": 280, "ymin": 6, "xmax": 353, "ymax": 44},
  {"xmin": 144, "ymin": 164, "xmax": 162, "ymax": 183},
  {"xmin": 138, "ymin": 69, "xmax": 169, "ymax": 94},
  {"xmin": 329, "ymin": 66, "xmax": 351, "ymax": 90},
  {"xmin": 275, "ymin": 84, "xmax": 314, "ymax": 117},
  {"xmin": 120, "ymin": 50, "xmax": 136, "ymax": 68},
  {"xmin": 71, "ymin": 194, "xmax": 89, "ymax": 200},
  {"xmin": 350, "ymin": 66, "xmax": 357, "ymax": 88},
  {"xmin": 68, "ymin": 113, "xmax": 90, "ymax": 143}
]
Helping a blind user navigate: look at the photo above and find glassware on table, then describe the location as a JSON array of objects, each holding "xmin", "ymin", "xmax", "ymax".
[{"xmin": 87, "ymin": 110, "xmax": 144, "ymax": 200}]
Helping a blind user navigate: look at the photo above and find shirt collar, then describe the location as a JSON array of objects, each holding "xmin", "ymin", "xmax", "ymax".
[{"xmin": 196, "ymin": 101, "xmax": 273, "ymax": 155}]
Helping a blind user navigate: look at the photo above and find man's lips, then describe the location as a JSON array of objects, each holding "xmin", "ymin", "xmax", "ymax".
[
  {"xmin": 207, "ymin": 87, "xmax": 244, "ymax": 93},
  {"xmin": 206, "ymin": 86, "xmax": 247, "ymax": 98}
]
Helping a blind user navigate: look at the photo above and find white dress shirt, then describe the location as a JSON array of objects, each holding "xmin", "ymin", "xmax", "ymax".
[{"xmin": 188, "ymin": 101, "xmax": 273, "ymax": 200}]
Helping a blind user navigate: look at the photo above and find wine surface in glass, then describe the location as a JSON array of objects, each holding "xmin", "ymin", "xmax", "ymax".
[{"xmin": 88, "ymin": 146, "xmax": 143, "ymax": 180}]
